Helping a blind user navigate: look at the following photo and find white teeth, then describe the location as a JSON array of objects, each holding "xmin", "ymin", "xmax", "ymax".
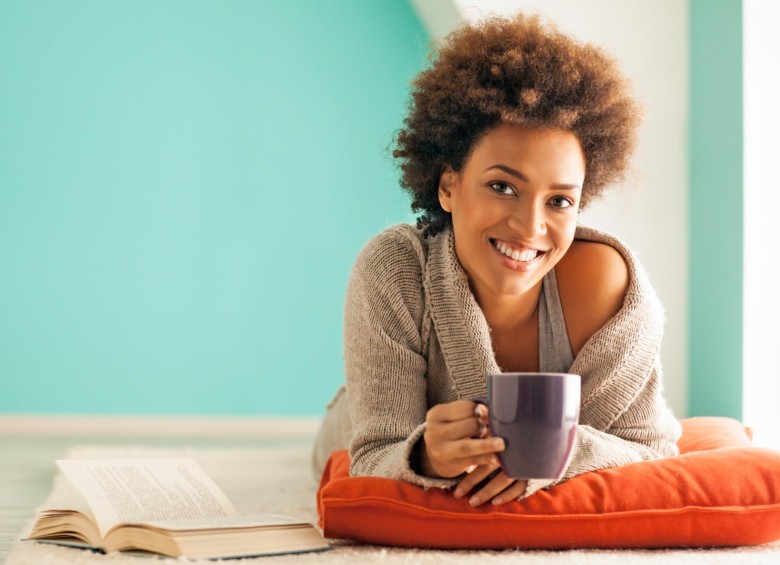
[{"xmin": 494, "ymin": 240, "xmax": 538, "ymax": 262}]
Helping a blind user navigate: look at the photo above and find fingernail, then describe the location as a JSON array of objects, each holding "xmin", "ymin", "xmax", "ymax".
[
  {"xmin": 469, "ymin": 496, "xmax": 480, "ymax": 506},
  {"xmin": 454, "ymin": 488, "xmax": 463, "ymax": 498},
  {"xmin": 492, "ymin": 497, "xmax": 503, "ymax": 505},
  {"xmin": 492, "ymin": 438, "xmax": 505, "ymax": 449},
  {"xmin": 466, "ymin": 464, "xmax": 477, "ymax": 474}
]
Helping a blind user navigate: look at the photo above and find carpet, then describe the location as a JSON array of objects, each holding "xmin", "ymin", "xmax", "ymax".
[{"xmin": 7, "ymin": 444, "xmax": 780, "ymax": 564}]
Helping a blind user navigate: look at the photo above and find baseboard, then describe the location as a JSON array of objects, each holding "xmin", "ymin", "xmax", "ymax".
[{"xmin": 0, "ymin": 415, "xmax": 322, "ymax": 438}]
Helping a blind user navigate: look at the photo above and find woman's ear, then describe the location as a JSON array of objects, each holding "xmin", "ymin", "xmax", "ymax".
[{"xmin": 438, "ymin": 166, "xmax": 457, "ymax": 213}]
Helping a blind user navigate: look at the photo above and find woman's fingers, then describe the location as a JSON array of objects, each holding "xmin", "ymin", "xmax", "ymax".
[
  {"xmin": 446, "ymin": 436, "xmax": 504, "ymax": 462},
  {"xmin": 467, "ymin": 472, "xmax": 528, "ymax": 507},
  {"xmin": 491, "ymin": 480, "xmax": 529, "ymax": 506},
  {"xmin": 425, "ymin": 436, "xmax": 504, "ymax": 477},
  {"xmin": 427, "ymin": 400, "xmax": 483, "ymax": 424},
  {"xmin": 426, "ymin": 415, "xmax": 485, "ymax": 444},
  {"xmin": 453, "ymin": 463, "xmax": 498, "ymax": 499},
  {"xmin": 467, "ymin": 471, "xmax": 514, "ymax": 506}
]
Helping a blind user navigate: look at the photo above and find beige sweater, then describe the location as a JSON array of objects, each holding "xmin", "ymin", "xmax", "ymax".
[{"xmin": 312, "ymin": 223, "xmax": 681, "ymax": 497}]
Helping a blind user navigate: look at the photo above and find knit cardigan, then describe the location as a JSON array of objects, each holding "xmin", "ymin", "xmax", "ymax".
[{"xmin": 313, "ymin": 223, "xmax": 681, "ymax": 498}]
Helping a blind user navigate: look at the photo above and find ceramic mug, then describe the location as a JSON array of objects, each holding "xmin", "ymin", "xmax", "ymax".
[{"xmin": 475, "ymin": 372, "xmax": 581, "ymax": 479}]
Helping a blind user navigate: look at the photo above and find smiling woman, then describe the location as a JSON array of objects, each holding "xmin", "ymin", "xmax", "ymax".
[{"xmin": 312, "ymin": 13, "xmax": 680, "ymax": 508}]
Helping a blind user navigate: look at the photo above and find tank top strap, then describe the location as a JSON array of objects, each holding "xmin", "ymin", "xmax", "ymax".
[{"xmin": 538, "ymin": 268, "xmax": 575, "ymax": 373}]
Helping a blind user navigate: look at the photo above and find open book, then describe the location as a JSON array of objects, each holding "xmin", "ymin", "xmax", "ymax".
[{"xmin": 26, "ymin": 458, "xmax": 330, "ymax": 559}]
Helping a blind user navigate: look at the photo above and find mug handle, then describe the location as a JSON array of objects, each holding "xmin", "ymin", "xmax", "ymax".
[{"xmin": 471, "ymin": 397, "xmax": 490, "ymax": 436}]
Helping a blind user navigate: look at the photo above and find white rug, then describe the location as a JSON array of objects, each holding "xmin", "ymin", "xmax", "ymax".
[{"xmin": 7, "ymin": 444, "xmax": 780, "ymax": 564}]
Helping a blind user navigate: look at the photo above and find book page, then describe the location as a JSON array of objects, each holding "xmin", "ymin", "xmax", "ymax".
[
  {"xmin": 56, "ymin": 459, "xmax": 237, "ymax": 537},
  {"xmin": 141, "ymin": 513, "xmax": 310, "ymax": 531}
]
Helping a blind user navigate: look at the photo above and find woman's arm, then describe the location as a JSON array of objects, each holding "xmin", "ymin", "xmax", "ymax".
[
  {"xmin": 343, "ymin": 228, "xmax": 457, "ymax": 489},
  {"xmin": 525, "ymin": 238, "xmax": 681, "ymax": 497}
]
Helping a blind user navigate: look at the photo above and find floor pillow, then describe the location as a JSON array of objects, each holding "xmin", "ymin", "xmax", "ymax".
[
  {"xmin": 676, "ymin": 416, "xmax": 753, "ymax": 452},
  {"xmin": 317, "ymin": 417, "xmax": 780, "ymax": 549}
]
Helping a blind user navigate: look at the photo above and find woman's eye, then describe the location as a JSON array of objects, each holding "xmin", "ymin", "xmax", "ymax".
[
  {"xmin": 549, "ymin": 196, "xmax": 574, "ymax": 209},
  {"xmin": 489, "ymin": 182, "xmax": 516, "ymax": 196}
]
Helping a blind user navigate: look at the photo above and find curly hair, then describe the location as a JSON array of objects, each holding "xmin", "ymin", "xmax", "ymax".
[{"xmin": 393, "ymin": 14, "xmax": 642, "ymax": 237}]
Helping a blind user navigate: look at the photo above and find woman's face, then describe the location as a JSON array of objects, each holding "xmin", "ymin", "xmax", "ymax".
[{"xmin": 438, "ymin": 122, "xmax": 586, "ymax": 300}]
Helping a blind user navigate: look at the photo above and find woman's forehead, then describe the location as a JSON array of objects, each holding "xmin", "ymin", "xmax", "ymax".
[{"xmin": 467, "ymin": 124, "xmax": 585, "ymax": 169}]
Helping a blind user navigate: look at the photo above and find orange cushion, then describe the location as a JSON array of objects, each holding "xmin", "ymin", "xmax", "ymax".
[
  {"xmin": 677, "ymin": 416, "xmax": 753, "ymax": 453},
  {"xmin": 317, "ymin": 417, "xmax": 780, "ymax": 549}
]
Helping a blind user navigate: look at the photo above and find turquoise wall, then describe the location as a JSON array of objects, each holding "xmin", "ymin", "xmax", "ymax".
[
  {"xmin": 0, "ymin": 1, "xmax": 427, "ymax": 415},
  {"xmin": 689, "ymin": 0, "xmax": 743, "ymax": 418}
]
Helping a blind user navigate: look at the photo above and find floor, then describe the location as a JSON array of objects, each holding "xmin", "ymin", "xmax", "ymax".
[{"xmin": 2, "ymin": 423, "xmax": 779, "ymax": 565}]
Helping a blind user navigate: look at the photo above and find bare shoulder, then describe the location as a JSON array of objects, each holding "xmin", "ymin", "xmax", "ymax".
[{"xmin": 555, "ymin": 240, "xmax": 630, "ymax": 355}]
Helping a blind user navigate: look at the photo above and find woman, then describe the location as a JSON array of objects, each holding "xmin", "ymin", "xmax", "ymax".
[{"xmin": 312, "ymin": 14, "xmax": 680, "ymax": 507}]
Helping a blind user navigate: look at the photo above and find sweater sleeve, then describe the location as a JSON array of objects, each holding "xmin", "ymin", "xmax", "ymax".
[
  {"xmin": 344, "ymin": 229, "xmax": 456, "ymax": 490},
  {"xmin": 523, "ymin": 355, "xmax": 681, "ymax": 497},
  {"xmin": 521, "ymin": 243, "xmax": 682, "ymax": 498}
]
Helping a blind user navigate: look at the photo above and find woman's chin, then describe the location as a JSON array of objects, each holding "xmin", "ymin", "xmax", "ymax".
[{"xmin": 483, "ymin": 277, "xmax": 542, "ymax": 298}]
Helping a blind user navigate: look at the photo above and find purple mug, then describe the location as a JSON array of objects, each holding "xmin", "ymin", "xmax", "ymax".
[{"xmin": 476, "ymin": 372, "xmax": 580, "ymax": 479}]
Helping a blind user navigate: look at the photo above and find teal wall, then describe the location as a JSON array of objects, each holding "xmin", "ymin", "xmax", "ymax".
[
  {"xmin": 0, "ymin": 1, "xmax": 427, "ymax": 415},
  {"xmin": 689, "ymin": 0, "xmax": 743, "ymax": 418}
]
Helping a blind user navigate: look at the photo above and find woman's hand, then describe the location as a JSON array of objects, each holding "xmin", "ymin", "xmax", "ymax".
[
  {"xmin": 415, "ymin": 400, "xmax": 504, "ymax": 479},
  {"xmin": 453, "ymin": 463, "xmax": 528, "ymax": 506},
  {"xmin": 413, "ymin": 400, "xmax": 528, "ymax": 506}
]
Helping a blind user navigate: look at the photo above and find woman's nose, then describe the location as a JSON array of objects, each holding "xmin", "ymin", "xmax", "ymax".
[{"xmin": 506, "ymin": 200, "xmax": 546, "ymax": 239}]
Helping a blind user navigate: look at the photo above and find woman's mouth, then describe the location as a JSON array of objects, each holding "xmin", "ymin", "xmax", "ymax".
[{"xmin": 489, "ymin": 238, "xmax": 546, "ymax": 268}]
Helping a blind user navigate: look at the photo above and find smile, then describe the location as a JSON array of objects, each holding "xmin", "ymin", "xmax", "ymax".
[{"xmin": 489, "ymin": 238, "xmax": 545, "ymax": 263}]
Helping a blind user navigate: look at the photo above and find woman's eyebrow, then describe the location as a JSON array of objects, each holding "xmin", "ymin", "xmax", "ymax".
[
  {"xmin": 485, "ymin": 164, "xmax": 529, "ymax": 181},
  {"xmin": 484, "ymin": 164, "xmax": 581, "ymax": 190}
]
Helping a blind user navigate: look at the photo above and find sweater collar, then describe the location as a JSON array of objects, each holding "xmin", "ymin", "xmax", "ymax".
[{"xmin": 424, "ymin": 225, "xmax": 500, "ymax": 400}]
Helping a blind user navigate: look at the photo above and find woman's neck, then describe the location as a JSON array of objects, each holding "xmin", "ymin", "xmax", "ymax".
[{"xmin": 471, "ymin": 279, "xmax": 543, "ymax": 333}]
